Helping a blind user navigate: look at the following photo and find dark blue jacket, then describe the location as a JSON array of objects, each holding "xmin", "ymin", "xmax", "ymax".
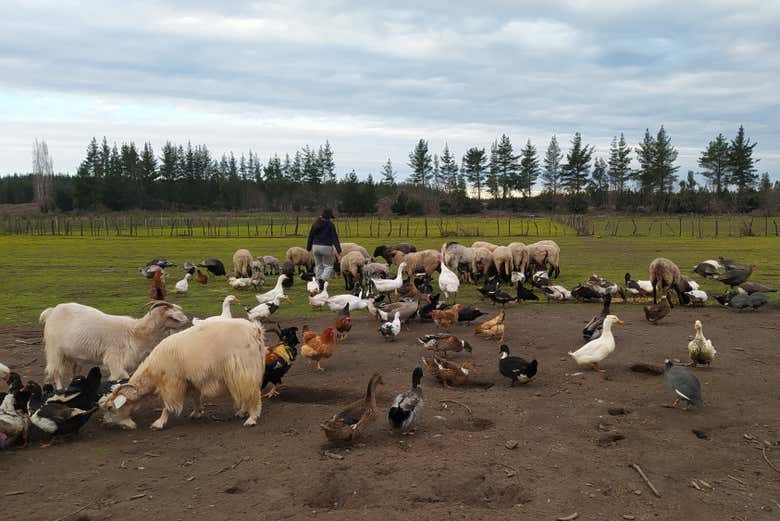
[{"xmin": 307, "ymin": 218, "xmax": 341, "ymax": 254}]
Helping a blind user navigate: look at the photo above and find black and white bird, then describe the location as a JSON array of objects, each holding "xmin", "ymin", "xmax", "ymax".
[
  {"xmin": 664, "ymin": 360, "xmax": 702, "ymax": 410},
  {"xmin": 583, "ymin": 294, "xmax": 611, "ymax": 341},
  {"xmin": 198, "ymin": 257, "xmax": 226, "ymax": 277},
  {"xmin": 27, "ymin": 381, "xmax": 98, "ymax": 440},
  {"xmin": 379, "ymin": 312, "xmax": 402, "ymax": 341},
  {"xmin": 388, "ymin": 367, "xmax": 423, "ymax": 435},
  {"xmin": 498, "ymin": 345, "xmax": 538, "ymax": 386}
]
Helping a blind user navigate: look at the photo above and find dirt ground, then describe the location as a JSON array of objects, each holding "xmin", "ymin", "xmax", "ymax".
[{"xmin": 1, "ymin": 303, "xmax": 779, "ymax": 521}]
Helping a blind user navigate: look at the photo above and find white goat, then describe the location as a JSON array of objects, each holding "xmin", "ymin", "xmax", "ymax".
[
  {"xmin": 41, "ymin": 301, "xmax": 189, "ymax": 388},
  {"xmin": 99, "ymin": 319, "xmax": 266, "ymax": 430}
]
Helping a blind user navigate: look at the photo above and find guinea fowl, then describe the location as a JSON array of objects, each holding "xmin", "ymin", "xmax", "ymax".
[
  {"xmin": 727, "ymin": 292, "xmax": 768, "ymax": 310},
  {"xmin": 718, "ymin": 257, "xmax": 744, "ymax": 271},
  {"xmin": 717, "ymin": 263, "xmax": 756, "ymax": 287},
  {"xmin": 644, "ymin": 295, "xmax": 671, "ymax": 324},
  {"xmin": 498, "ymin": 345, "xmax": 538, "ymax": 386},
  {"xmin": 388, "ymin": 367, "xmax": 424, "ymax": 436},
  {"xmin": 583, "ymin": 294, "xmax": 611, "ymax": 341},
  {"xmin": 664, "ymin": 360, "xmax": 702, "ymax": 409},
  {"xmin": 738, "ymin": 281, "xmax": 776, "ymax": 294},
  {"xmin": 692, "ymin": 260, "xmax": 723, "ymax": 278},
  {"xmin": 198, "ymin": 257, "xmax": 226, "ymax": 277}
]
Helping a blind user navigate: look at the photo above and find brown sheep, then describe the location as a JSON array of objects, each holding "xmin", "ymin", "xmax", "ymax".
[
  {"xmin": 471, "ymin": 241, "xmax": 499, "ymax": 252},
  {"xmin": 507, "ymin": 242, "xmax": 528, "ymax": 273},
  {"xmin": 492, "ymin": 246, "xmax": 514, "ymax": 281},
  {"xmin": 232, "ymin": 248, "xmax": 253, "ymax": 278},
  {"xmin": 648, "ymin": 257, "xmax": 687, "ymax": 305},
  {"xmin": 340, "ymin": 251, "xmax": 368, "ymax": 291},
  {"xmin": 400, "ymin": 249, "xmax": 441, "ymax": 279},
  {"xmin": 471, "ymin": 247, "xmax": 495, "ymax": 280},
  {"xmin": 340, "ymin": 242, "xmax": 370, "ymax": 259},
  {"xmin": 286, "ymin": 246, "xmax": 314, "ymax": 274},
  {"xmin": 526, "ymin": 240, "xmax": 561, "ymax": 277},
  {"xmin": 373, "ymin": 243, "xmax": 417, "ymax": 264}
]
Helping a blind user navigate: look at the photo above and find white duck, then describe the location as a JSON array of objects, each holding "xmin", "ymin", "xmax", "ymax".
[
  {"xmin": 309, "ymin": 282, "xmax": 330, "ymax": 308},
  {"xmin": 437, "ymin": 252, "xmax": 460, "ymax": 300},
  {"xmin": 510, "ymin": 271, "xmax": 526, "ymax": 284},
  {"xmin": 256, "ymin": 275, "xmax": 289, "ymax": 305},
  {"xmin": 688, "ymin": 319, "xmax": 716, "ymax": 366},
  {"xmin": 246, "ymin": 294, "xmax": 289, "ymax": 321},
  {"xmin": 371, "ymin": 262, "xmax": 407, "ymax": 296},
  {"xmin": 193, "ymin": 295, "xmax": 241, "ymax": 324},
  {"xmin": 306, "ymin": 278, "xmax": 320, "ymax": 296},
  {"xmin": 327, "ymin": 290, "xmax": 369, "ymax": 312},
  {"xmin": 543, "ymin": 285, "xmax": 571, "ymax": 301},
  {"xmin": 175, "ymin": 273, "xmax": 191, "ymax": 294},
  {"xmin": 228, "ymin": 276, "xmax": 252, "ymax": 289},
  {"xmin": 569, "ymin": 314, "xmax": 624, "ymax": 371},
  {"xmin": 379, "ymin": 312, "xmax": 402, "ymax": 341}
]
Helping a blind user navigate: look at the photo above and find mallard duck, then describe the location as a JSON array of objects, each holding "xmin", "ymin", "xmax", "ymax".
[
  {"xmin": 379, "ymin": 312, "xmax": 401, "ymax": 341},
  {"xmin": 308, "ymin": 282, "xmax": 329, "ymax": 308},
  {"xmin": 692, "ymin": 260, "xmax": 723, "ymax": 278},
  {"xmin": 644, "ymin": 295, "xmax": 671, "ymax": 324},
  {"xmin": 388, "ymin": 367, "xmax": 423, "ymax": 435},
  {"xmin": 569, "ymin": 314, "xmax": 624, "ymax": 372},
  {"xmin": 421, "ymin": 356, "xmax": 476, "ymax": 388},
  {"xmin": 687, "ymin": 320, "xmax": 716, "ymax": 366},
  {"xmin": 582, "ymin": 294, "xmax": 611, "ymax": 341},
  {"xmin": 256, "ymin": 275, "xmax": 289, "ymax": 305},
  {"xmin": 418, "ymin": 334, "xmax": 472, "ymax": 358},
  {"xmin": 664, "ymin": 360, "xmax": 702, "ymax": 409},
  {"xmin": 320, "ymin": 374, "xmax": 383, "ymax": 443},
  {"xmin": 498, "ymin": 345, "xmax": 538, "ymax": 386}
]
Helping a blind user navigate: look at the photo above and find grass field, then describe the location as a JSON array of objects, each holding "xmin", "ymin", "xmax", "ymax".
[{"xmin": 2, "ymin": 231, "xmax": 779, "ymax": 326}]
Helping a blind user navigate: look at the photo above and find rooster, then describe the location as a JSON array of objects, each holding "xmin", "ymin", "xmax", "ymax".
[
  {"xmin": 263, "ymin": 324, "xmax": 300, "ymax": 398},
  {"xmin": 474, "ymin": 310, "xmax": 505, "ymax": 342},
  {"xmin": 333, "ymin": 303, "xmax": 352, "ymax": 341},
  {"xmin": 301, "ymin": 326, "xmax": 337, "ymax": 371},
  {"xmin": 149, "ymin": 269, "xmax": 166, "ymax": 301},
  {"xmin": 432, "ymin": 304, "xmax": 460, "ymax": 329}
]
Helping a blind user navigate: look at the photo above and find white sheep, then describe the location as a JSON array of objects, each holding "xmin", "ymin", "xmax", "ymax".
[
  {"xmin": 286, "ymin": 247, "xmax": 314, "ymax": 274},
  {"xmin": 492, "ymin": 246, "xmax": 514, "ymax": 281},
  {"xmin": 41, "ymin": 302, "xmax": 190, "ymax": 389},
  {"xmin": 233, "ymin": 248, "xmax": 253, "ymax": 278},
  {"xmin": 442, "ymin": 242, "xmax": 474, "ymax": 282},
  {"xmin": 99, "ymin": 319, "xmax": 267, "ymax": 430}
]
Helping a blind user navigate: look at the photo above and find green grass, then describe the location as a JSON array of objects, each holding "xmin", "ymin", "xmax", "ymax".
[{"xmin": 2, "ymin": 233, "xmax": 779, "ymax": 326}]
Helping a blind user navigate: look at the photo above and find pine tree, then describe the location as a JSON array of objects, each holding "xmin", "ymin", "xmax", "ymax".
[
  {"xmin": 635, "ymin": 129, "xmax": 656, "ymax": 193},
  {"xmin": 486, "ymin": 141, "xmax": 501, "ymax": 199},
  {"xmin": 380, "ymin": 158, "xmax": 396, "ymax": 186},
  {"xmin": 439, "ymin": 144, "xmax": 459, "ymax": 192},
  {"xmin": 302, "ymin": 145, "xmax": 321, "ymax": 185},
  {"xmin": 318, "ymin": 141, "xmax": 336, "ymax": 182},
  {"xmin": 432, "ymin": 154, "xmax": 442, "ymax": 189},
  {"xmin": 607, "ymin": 133, "xmax": 632, "ymax": 193},
  {"xmin": 541, "ymin": 135, "xmax": 563, "ymax": 197},
  {"xmin": 728, "ymin": 125, "xmax": 758, "ymax": 192},
  {"xmin": 495, "ymin": 134, "xmax": 520, "ymax": 199},
  {"xmin": 288, "ymin": 151, "xmax": 303, "ymax": 183},
  {"xmin": 561, "ymin": 132, "xmax": 594, "ymax": 193},
  {"xmin": 588, "ymin": 157, "xmax": 608, "ymax": 207},
  {"xmin": 139, "ymin": 142, "xmax": 157, "ymax": 190},
  {"xmin": 462, "ymin": 147, "xmax": 487, "ymax": 200},
  {"xmin": 408, "ymin": 139, "xmax": 433, "ymax": 187},
  {"xmin": 698, "ymin": 133, "xmax": 730, "ymax": 195},
  {"xmin": 75, "ymin": 137, "xmax": 101, "ymax": 209},
  {"xmin": 264, "ymin": 155, "xmax": 283, "ymax": 182},
  {"xmin": 518, "ymin": 139, "xmax": 540, "ymax": 197},
  {"xmin": 654, "ymin": 126, "xmax": 679, "ymax": 192}
]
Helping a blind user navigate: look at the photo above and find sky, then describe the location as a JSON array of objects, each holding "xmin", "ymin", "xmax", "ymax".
[{"xmin": 1, "ymin": 0, "xmax": 778, "ymax": 181}]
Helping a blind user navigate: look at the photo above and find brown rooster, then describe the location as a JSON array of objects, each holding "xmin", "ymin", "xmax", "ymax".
[
  {"xmin": 421, "ymin": 356, "xmax": 476, "ymax": 388},
  {"xmin": 195, "ymin": 269, "xmax": 208, "ymax": 285},
  {"xmin": 333, "ymin": 304, "xmax": 352, "ymax": 341},
  {"xmin": 432, "ymin": 304, "xmax": 460, "ymax": 329},
  {"xmin": 474, "ymin": 310, "xmax": 505, "ymax": 342},
  {"xmin": 301, "ymin": 326, "xmax": 337, "ymax": 371},
  {"xmin": 149, "ymin": 269, "xmax": 166, "ymax": 301}
]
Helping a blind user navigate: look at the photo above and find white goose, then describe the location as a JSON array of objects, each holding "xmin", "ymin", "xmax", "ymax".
[
  {"xmin": 371, "ymin": 262, "xmax": 407, "ymax": 296},
  {"xmin": 569, "ymin": 314, "xmax": 624, "ymax": 371},
  {"xmin": 309, "ymin": 282, "xmax": 330, "ymax": 308},
  {"xmin": 193, "ymin": 295, "xmax": 240, "ymax": 324},
  {"xmin": 256, "ymin": 275, "xmax": 289, "ymax": 305},
  {"xmin": 688, "ymin": 319, "xmax": 716, "ymax": 366},
  {"xmin": 175, "ymin": 273, "xmax": 191, "ymax": 294},
  {"xmin": 327, "ymin": 290, "xmax": 369, "ymax": 312},
  {"xmin": 437, "ymin": 251, "xmax": 460, "ymax": 300}
]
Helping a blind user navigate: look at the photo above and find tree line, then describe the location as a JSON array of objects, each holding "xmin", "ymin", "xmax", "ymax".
[{"xmin": 0, "ymin": 125, "xmax": 776, "ymax": 215}]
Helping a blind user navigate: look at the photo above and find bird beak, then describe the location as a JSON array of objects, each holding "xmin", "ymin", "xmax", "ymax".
[
  {"xmin": 617, "ymin": 320, "xmax": 625, "ymax": 325},
  {"xmin": 235, "ymin": 297, "xmax": 241, "ymax": 303}
]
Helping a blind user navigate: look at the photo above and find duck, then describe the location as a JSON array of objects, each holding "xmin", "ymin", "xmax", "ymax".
[
  {"xmin": 320, "ymin": 374, "xmax": 383, "ymax": 443},
  {"xmin": 326, "ymin": 290, "xmax": 369, "ymax": 312},
  {"xmin": 738, "ymin": 281, "xmax": 776, "ymax": 294},
  {"xmin": 308, "ymin": 282, "xmax": 330, "ymax": 308},
  {"xmin": 477, "ymin": 278, "xmax": 499, "ymax": 299},
  {"xmin": 437, "ymin": 251, "xmax": 460, "ymax": 300},
  {"xmin": 515, "ymin": 282, "xmax": 538, "ymax": 301},
  {"xmin": 457, "ymin": 305, "xmax": 485, "ymax": 323},
  {"xmin": 47, "ymin": 367, "xmax": 102, "ymax": 411},
  {"xmin": 256, "ymin": 274, "xmax": 289, "ymax": 305},
  {"xmin": 644, "ymin": 295, "xmax": 671, "ymax": 324},
  {"xmin": 246, "ymin": 294, "xmax": 289, "ymax": 321},
  {"xmin": 418, "ymin": 334, "xmax": 472, "ymax": 358},
  {"xmin": 0, "ymin": 372, "xmax": 28, "ymax": 448},
  {"xmin": 228, "ymin": 276, "xmax": 253, "ymax": 290},
  {"xmin": 366, "ymin": 295, "xmax": 386, "ymax": 321},
  {"xmin": 624, "ymin": 272, "xmax": 653, "ymax": 298},
  {"xmin": 306, "ymin": 277, "xmax": 320, "ymax": 296},
  {"xmin": 717, "ymin": 263, "xmax": 756, "ymax": 287},
  {"xmin": 582, "ymin": 294, "xmax": 611, "ymax": 341},
  {"xmin": 683, "ymin": 276, "xmax": 700, "ymax": 291},
  {"xmin": 175, "ymin": 273, "xmax": 191, "ymax": 294},
  {"xmin": 371, "ymin": 262, "xmax": 407, "ymax": 298},
  {"xmin": 488, "ymin": 288, "xmax": 515, "ymax": 307},
  {"xmin": 688, "ymin": 320, "xmax": 716, "ymax": 366},
  {"xmin": 193, "ymin": 295, "xmax": 240, "ymax": 324},
  {"xmin": 571, "ymin": 284, "xmax": 602, "ymax": 302},
  {"xmin": 692, "ymin": 260, "xmax": 723, "ymax": 279},
  {"xmin": 388, "ymin": 367, "xmax": 423, "ymax": 435},
  {"xmin": 417, "ymin": 293, "xmax": 442, "ymax": 321},
  {"xmin": 542, "ymin": 285, "xmax": 571, "ymax": 301},
  {"xmin": 664, "ymin": 360, "xmax": 702, "ymax": 409},
  {"xmin": 379, "ymin": 312, "xmax": 402, "ymax": 341},
  {"xmin": 569, "ymin": 314, "xmax": 624, "ymax": 372},
  {"xmin": 499, "ymin": 344, "xmax": 538, "ymax": 386},
  {"xmin": 684, "ymin": 289, "xmax": 708, "ymax": 306},
  {"xmin": 532, "ymin": 271, "xmax": 550, "ymax": 288},
  {"xmin": 510, "ymin": 271, "xmax": 526, "ymax": 285},
  {"xmin": 27, "ymin": 381, "xmax": 98, "ymax": 440}
]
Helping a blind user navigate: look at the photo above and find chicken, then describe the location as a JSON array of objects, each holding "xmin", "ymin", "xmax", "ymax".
[
  {"xmin": 474, "ymin": 310, "xmax": 505, "ymax": 342},
  {"xmin": 432, "ymin": 304, "xmax": 460, "ymax": 329},
  {"xmin": 149, "ymin": 269, "xmax": 166, "ymax": 301},
  {"xmin": 333, "ymin": 304, "xmax": 352, "ymax": 341},
  {"xmin": 418, "ymin": 334, "xmax": 472, "ymax": 358},
  {"xmin": 300, "ymin": 326, "xmax": 337, "ymax": 371},
  {"xmin": 195, "ymin": 269, "xmax": 208, "ymax": 285},
  {"xmin": 263, "ymin": 324, "xmax": 300, "ymax": 398},
  {"xmin": 421, "ymin": 356, "xmax": 476, "ymax": 388}
]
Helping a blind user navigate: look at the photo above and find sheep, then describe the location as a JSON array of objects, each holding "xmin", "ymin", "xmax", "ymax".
[
  {"xmin": 399, "ymin": 249, "xmax": 441, "ymax": 279},
  {"xmin": 41, "ymin": 301, "xmax": 190, "ymax": 389},
  {"xmin": 442, "ymin": 242, "xmax": 475, "ymax": 282},
  {"xmin": 261, "ymin": 256, "xmax": 280, "ymax": 276},
  {"xmin": 373, "ymin": 243, "xmax": 417, "ymax": 264},
  {"xmin": 471, "ymin": 241, "xmax": 499, "ymax": 252},
  {"xmin": 471, "ymin": 247, "xmax": 495, "ymax": 281},
  {"xmin": 363, "ymin": 262, "xmax": 390, "ymax": 280},
  {"xmin": 340, "ymin": 251, "xmax": 368, "ymax": 291},
  {"xmin": 649, "ymin": 257, "xmax": 688, "ymax": 305},
  {"xmin": 286, "ymin": 247, "xmax": 314, "ymax": 274},
  {"xmin": 233, "ymin": 248, "xmax": 253, "ymax": 278},
  {"xmin": 526, "ymin": 240, "xmax": 561, "ymax": 277},
  {"xmin": 340, "ymin": 242, "xmax": 370, "ymax": 260},
  {"xmin": 492, "ymin": 246, "xmax": 514, "ymax": 281},
  {"xmin": 507, "ymin": 242, "xmax": 529, "ymax": 273},
  {"xmin": 99, "ymin": 319, "xmax": 266, "ymax": 430}
]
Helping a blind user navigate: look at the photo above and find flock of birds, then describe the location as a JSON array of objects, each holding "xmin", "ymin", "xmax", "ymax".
[{"xmin": 0, "ymin": 248, "xmax": 771, "ymax": 448}]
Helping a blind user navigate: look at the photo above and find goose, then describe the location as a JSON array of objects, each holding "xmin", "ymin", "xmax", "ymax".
[
  {"xmin": 175, "ymin": 273, "xmax": 191, "ymax": 294},
  {"xmin": 388, "ymin": 367, "xmax": 423, "ymax": 435},
  {"xmin": 624, "ymin": 273, "xmax": 652, "ymax": 297},
  {"xmin": 688, "ymin": 320, "xmax": 716, "ymax": 366},
  {"xmin": 692, "ymin": 260, "xmax": 723, "ymax": 278},
  {"xmin": 256, "ymin": 275, "xmax": 289, "ymax": 305},
  {"xmin": 377, "ymin": 298, "xmax": 420, "ymax": 323},
  {"xmin": 371, "ymin": 262, "xmax": 407, "ymax": 297},
  {"xmin": 437, "ymin": 253, "xmax": 460, "ymax": 300},
  {"xmin": 379, "ymin": 312, "xmax": 402, "ymax": 340},
  {"xmin": 684, "ymin": 289, "xmax": 708, "ymax": 306},
  {"xmin": 542, "ymin": 285, "xmax": 571, "ymax": 301},
  {"xmin": 309, "ymin": 282, "xmax": 330, "ymax": 308},
  {"xmin": 193, "ymin": 295, "xmax": 240, "ymax": 324},
  {"xmin": 327, "ymin": 290, "xmax": 369, "ymax": 312},
  {"xmin": 583, "ymin": 294, "xmax": 611, "ymax": 341},
  {"xmin": 569, "ymin": 314, "xmax": 624, "ymax": 372},
  {"xmin": 664, "ymin": 360, "xmax": 702, "ymax": 409}
]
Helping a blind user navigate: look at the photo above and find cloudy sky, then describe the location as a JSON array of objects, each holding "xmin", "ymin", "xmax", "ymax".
[{"xmin": 1, "ymin": 0, "xmax": 778, "ymax": 180}]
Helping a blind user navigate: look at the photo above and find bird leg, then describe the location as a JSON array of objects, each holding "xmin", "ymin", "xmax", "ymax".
[
  {"xmin": 262, "ymin": 384, "xmax": 280, "ymax": 398},
  {"xmin": 316, "ymin": 362, "xmax": 326, "ymax": 372},
  {"xmin": 402, "ymin": 430, "xmax": 416, "ymax": 436},
  {"xmin": 671, "ymin": 399, "xmax": 679, "ymax": 408},
  {"xmin": 591, "ymin": 363, "xmax": 606, "ymax": 373}
]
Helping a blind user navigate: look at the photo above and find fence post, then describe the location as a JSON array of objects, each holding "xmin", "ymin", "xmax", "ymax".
[{"xmin": 424, "ymin": 217, "xmax": 428, "ymax": 238}]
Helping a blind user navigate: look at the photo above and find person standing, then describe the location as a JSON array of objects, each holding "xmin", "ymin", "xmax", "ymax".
[{"xmin": 306, "ymin": 208, "xmax": 342, "ymax": 290}]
